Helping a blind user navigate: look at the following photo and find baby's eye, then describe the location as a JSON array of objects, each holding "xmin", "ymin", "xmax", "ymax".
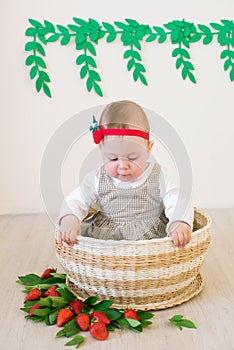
[
  {"xmin": 128, "ymin": 156, "xmax": 138, "ymax": 161},
  {"xmin": 109, "ymin": 158, "xmax": 118, "ymax": 161}
]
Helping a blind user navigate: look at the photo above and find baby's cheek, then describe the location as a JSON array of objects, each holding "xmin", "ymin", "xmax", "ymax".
[{"xmin": 104, "ymin": 163, "xmax": 116, "ymax": 177}]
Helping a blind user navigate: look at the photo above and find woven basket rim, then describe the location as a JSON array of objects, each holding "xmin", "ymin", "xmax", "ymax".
[{"xmin": 71, "ymin": 207, "xmax": 211, "ymax": 247}]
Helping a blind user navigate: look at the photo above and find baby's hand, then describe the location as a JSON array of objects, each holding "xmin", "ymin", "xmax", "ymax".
[
  {"xmin": 168, "ymin": 221, "xmax": 192, "ymax": 248},
  {"xmin": 58, "ymin": 215, "xmax": 81, "ymax": 246}
]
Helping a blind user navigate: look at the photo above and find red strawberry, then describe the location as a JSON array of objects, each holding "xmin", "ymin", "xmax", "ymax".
[
  {"xmin": 57, "ymin": 308, "xmax": 73, "ymax": 327},
  {"xmin": 76, "ymin": 314, "xmax": 90, "ymax": 331},
  {"xmin": 70, "ymin": 300, "xmax": 83, "ymax": 315},
  {"xmin": 89, "ymin": 321, "xmax": 109, "ymax": 341},
  {"xmin": 29, "ymin": 304, "xmax": 44, "ymax": 316},
  {"xmin": 124, "ymin": 309, "xmax": 139, "ymax": 321},
  {"xmin": 40, "ymin": 267, "xmax": 56, "ymax": 279},
  {"xmin": 91, "ymin": 311, "xmax": 110, "ymax": 325},
  {"xmin": 44, "ymin": 286, "xmax": 60, "ymax": 297},
  {"xmin": 25, "ymin": 288, "xmax": 41, "ymax": 301}
]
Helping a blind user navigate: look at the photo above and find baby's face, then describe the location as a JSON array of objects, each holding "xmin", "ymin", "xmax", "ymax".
[{"xmin": 100, "ymin": 136, "xmax": 153, "ymax": 182}]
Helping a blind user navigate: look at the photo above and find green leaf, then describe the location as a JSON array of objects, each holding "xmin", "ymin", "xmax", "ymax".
[
  {"xmin": 210, "ymin": 22, "xmax": 224, "ymax": 31},
  {"xmin": 30, "ymin": 65, "xmax": 38, "ymax": 79},
  {"xmin": 89, "ymin": 70, "xmax": 101, "ymax": 81},
  {"xmin": 84, "ymin": 296, "xmax": 98, "ymax": 305},
  {"xmin": 25, "ymin": 27, "xmax": 36, "ymax": 36},
  {"xmin": 17, "ymin": 274, "xmax": 42, "ymax": 285},
  {"xmin": 47, "ymin": 34, "xmax": 60, "ymax": 43},
  {"xmin": 183, "ymin": 61, "xmax": 195, "ymax": 70},
  {"xmin": 133, "ymin": 38, "xmax": 141, "ymax": 50},
  {"xmin": 140, "ymin": 320, "xmax": 152, "ymax": 327},
  {"xmin": 65, "ymin": 335, "xmax": 85, "ymax": 348},
  {"xmin": 36, "ymin": 42, "xmax": 46, "ymax": 56},
  {"xmin": 44, "ymin": 20, "xmax": 55, "ymax": 32},
  {"xmin": 182, "ymin": 67, "xmax": 188, "ymax": 80},
  {"xmin": 106, "ymin": 31, "xmax": 117, "ymax": 42},
  {"xmin": 25, "ymin": 315, "xmax": 44, "ymax": 322},
  {"xmin": 86, "ymin": 41, "xmax": 96, "ymax": 55},
  {"xmin": 28, "ymin": 19, "xmax": 43, "ymax": 28},
  {"xmin": 35, "ymin": 56, "xmax": 46, "ymax": 68},
  {"xmin": 125, "ymin": 18, "xmax": 140, "ymax": 28},
  {"xmin": 117, "ymin": 318, "xmax": 131, "ymax": 329},
  {"xmin": 25, "ymin": 41, "xmax": 36, "ymax": 51},
  {"xmin": 170, "ymin": 314, "xmax": 183, "ymax": 321},
  {"xmin": 221, "ymin": 19, "xmax": 234, "ymax": 28},
  {"xmin": 89, "ymin": 31, "xmax": 99, "ymax": 42},
  {"xmin": 164, "ymin": 22, "xmax": 177, "ymax": 31},
  {"xmin": 101, "ymin": 309, "xmax": 122, "ymax": 321},
  {"xmin": 125, "ymin": 318, "xmax": 141, "ymax": 328},
  {"xmin": 139, "ymin": 73, "xmax": 148, "ymax": 86},
  {"xmin": 89, "ymin": 18, "xmax": 101, "ymax": 29},
  {"xmin": 43, "ymin": 83, "xmax": 52, "ymax": 98},
  {"xmin": 146, "ymin": 33, "xmax": 157, "ymax": 42},
  {"xmin": 50, "ymin": 297, "xmax": 69, "ymax": 308},
  {"xmin": 56, "ymin": 329, "xmax": 67, "ymax": 338},
  {"xmin": 73, "ymin": 18, "xmax": 89, "ymax": 28},
  {"xmin": 169, "ymin": 315, "xmax": 197, "ymax": 330},
  {"xmin": 39, "ymin": 70, "xmax": 50, "ymax": 82},
  {"xmin": 176, "ymin": 57, "xmax": 183, "ymax": 69},
  {"xmin": 135, "ymin": 62, "xmax": 146, "ymax": 72},
  {"xmin": 63, "ymin": 317, "xmax": 80, "ymax": 337},
  {"xmin": 25, "ymin": 55, "xmax": 36, "ymax": 66},
  {"xmin": 114, "ymin": 21, "xmax": 129, "ymax": 30},
  {"xmin": 93, "ymin": 300, "xmax": 113, "ymax": 310},
  {"xmin": 86, "ymin": 55, "xmax": 97, "ymax": 68},
  {"xmin": 68, "ymin": 24, "xmax": 81, "ymax": 32},
  {"xmin": 133, "ymin": 68, "xmax": 139, "ymax": 81},
  {"xmin": 153, "ymin": 26, "xmax": 167, "ymax": 43},
  {"xmin": 127, "ymin": 58, "xmax": 134, "ymax": 71},
  {"xmin": 38, "ymin": 35, "xmax": 47, "ymax": 45},
  {"xmin": 197, "ymin": 24, "xmax": 213, "ymax": 44},
  {"xmin": 36, "ymin": 78, "xmax": 43, "ymax": 92},
  {"xmin": 61, "ymin": 35, "xmax": 70, "ymax": 45},
  {"xmin": 57, "ymin": 25, "xmax": 69, "ymax": 35},
  {"xmin": 189, "ymin": 32, "xmax": 202, "ymax": 43},
  {"xmin": 230, "ymin": 67, "xmax": 234, "ymax": 81},
  {"xmin": 220, "ymin": 49, "xmax": 231, "ymax": 59},
  {"xmin": 102, "ymin": 22, "xmax": 115, "ymax": 32},
  {"xmin": 80, "ymin": 65, "xmax": 88, "ymax": 79},
  {"xmin": 86, "ymin": 77, "xmax": 93, "ymax": 92},
  {"xmin": 171, "ymin": 30, "xmax": 180, "ymax": 43},
  {"xmin": 76, "ymin": 54, "xmax": 86, "ymax": 65},
  {"xmin": 224, "ymin": 59, "xmax": 231, "ymax": 71},
  {"xmin": 217, "ymin": 31, "xmax": 229, "ymax": 46},
  {"xmin": 56, "ymin": 287, "xmax": 76, "ymax": 302},
  {"xmin": 32, "ymin": 307, "xmax": 51, "ymax": 317},
  {"xmin": 121, "ymin": 30, "xmax": 131, "ymax": 43},
  {"xmin": 137, "ymin": 311, "xmax": 154, "ymax": 321},
  {"xmin": 124, "ymin": 49, "xmax": 133, "ymax": 59}
]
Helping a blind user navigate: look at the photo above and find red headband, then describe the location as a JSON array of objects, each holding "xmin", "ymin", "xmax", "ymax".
[{"xmin": 92, "ymin": 126, "xmax": 149, "ymax": 144}]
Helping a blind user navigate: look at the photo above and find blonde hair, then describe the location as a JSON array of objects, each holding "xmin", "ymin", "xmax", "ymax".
[{"xmin": 99, "ymin": 100, "xmax": 150, "ymax": 132}]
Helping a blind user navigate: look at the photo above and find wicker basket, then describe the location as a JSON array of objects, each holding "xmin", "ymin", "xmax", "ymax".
[{"xmin": 55, "ymin": 207, "xmax": 211, "ymax": 310}]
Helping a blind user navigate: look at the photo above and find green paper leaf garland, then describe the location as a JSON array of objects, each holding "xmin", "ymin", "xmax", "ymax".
[{"xmin": 24, "ymin": 18, "xmax": 234, "ymax": 98}]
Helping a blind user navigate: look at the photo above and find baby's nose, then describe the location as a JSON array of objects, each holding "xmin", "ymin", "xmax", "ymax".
[{"xmin": 118, "ymin": 158, "xmax": 129, "ymax": 168}]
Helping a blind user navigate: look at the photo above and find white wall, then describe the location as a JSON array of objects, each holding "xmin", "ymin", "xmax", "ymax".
[{"xmin": 1, "ymin": 0, "xmax": 234, "ymax": 214}]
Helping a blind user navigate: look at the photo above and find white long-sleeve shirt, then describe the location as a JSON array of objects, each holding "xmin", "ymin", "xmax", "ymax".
[{"xmin": 60, "ymin": 161, "xmax": 194, "ymax": 234}]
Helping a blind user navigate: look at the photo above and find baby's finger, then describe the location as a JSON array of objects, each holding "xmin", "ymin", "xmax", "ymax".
[
  {"xmin": 57, "ymin": 231, "xmax": 63, "ymax": 247},
  {"xmin": 172, "ymin": 232, "xmax": 179, "ymax": 247},
  {"xmin": 177, "ymin": 232, "xmax": 185, "ymax": 248}
]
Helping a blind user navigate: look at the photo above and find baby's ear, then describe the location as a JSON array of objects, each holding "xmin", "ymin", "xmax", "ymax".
[{"xmin": 147, "ymin": 140, "xmax": 154, "ymax": 153}]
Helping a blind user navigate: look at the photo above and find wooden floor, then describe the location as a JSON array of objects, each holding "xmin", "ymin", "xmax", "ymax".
[{"xmin": 0, "ymin": 209, "xmax": 234, "ymax": 350}]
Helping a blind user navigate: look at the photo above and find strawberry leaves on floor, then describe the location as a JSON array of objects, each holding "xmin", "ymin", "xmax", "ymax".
[
  {"xmin": 17, "ymin": 269, "xmax": 154, "ymax": 348},
  {"xmin": 169, "ymin": 314, "xmax": 197, "ymax": 330}
]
